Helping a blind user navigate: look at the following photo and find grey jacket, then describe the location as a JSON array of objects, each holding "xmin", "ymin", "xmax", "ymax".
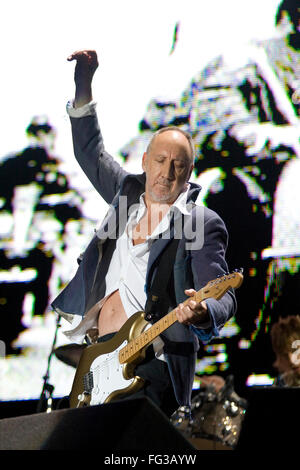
[{"xmin": 51, "ymin": 112, "xmax": 236, "ymax": 406}]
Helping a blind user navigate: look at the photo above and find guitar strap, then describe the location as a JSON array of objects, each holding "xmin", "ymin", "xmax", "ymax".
[{"xmin": 144, "ymin": 233, "xmax": 181, "ymax": 322}]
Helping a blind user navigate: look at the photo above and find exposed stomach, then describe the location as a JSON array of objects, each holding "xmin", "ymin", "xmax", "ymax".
[{"xmin": 97, "ymin": 289, "xmax": 128, "ymax": 336}]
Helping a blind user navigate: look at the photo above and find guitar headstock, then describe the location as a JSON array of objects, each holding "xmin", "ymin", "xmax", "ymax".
[{"xmin": 200, "ymin": 269, "xmax": 244, "ymax": 301}]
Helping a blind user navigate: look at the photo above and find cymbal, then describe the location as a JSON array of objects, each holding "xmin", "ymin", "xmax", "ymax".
[{"xmin": 54, "ymin": 344, "xmax": 87, "ymax": 368}]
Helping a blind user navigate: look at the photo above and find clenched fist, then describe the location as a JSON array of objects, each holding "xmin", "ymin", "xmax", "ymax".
[{"xmin": 68, "ymin": 50, "xmax": 99, "ymax": 108}]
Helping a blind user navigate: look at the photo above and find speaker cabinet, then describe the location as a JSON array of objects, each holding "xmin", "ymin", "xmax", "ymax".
[{"xmin": 0, "ymin": 397, "xmax": 196, "ymax": 451}]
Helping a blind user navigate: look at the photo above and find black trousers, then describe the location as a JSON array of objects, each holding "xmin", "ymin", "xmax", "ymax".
[{"xmin": 98, "ymin": 333, "xmax": 178, "ymax": 417}]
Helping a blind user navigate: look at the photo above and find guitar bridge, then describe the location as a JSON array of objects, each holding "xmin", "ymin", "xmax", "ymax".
[{"xmin": 83, "ymin": 371, "xmax": 94, "ymax": 394}]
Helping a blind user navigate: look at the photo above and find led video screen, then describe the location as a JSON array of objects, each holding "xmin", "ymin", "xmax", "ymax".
[{"xmin": 0, "ymin": 0, "xmax": 299, "ymax": 402}]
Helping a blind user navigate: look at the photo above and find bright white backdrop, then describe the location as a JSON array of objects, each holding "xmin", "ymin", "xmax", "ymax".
[{"xmin": 0, "ymin": 0, "xmax": 282, "ymax": 400}]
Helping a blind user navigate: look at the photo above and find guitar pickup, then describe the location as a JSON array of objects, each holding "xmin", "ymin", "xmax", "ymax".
[{"xmin": 83, "ymin": 371, "xmax": 94, "ymax": 393}]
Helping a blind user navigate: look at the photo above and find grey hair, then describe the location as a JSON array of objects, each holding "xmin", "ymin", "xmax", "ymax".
[{"xmin": 146, "ymin": 126, "xmax": 196, "ymax": 163}]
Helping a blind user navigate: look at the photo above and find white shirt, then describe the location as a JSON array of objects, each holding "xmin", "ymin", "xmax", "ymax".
[
  {"xmin": 64, "ymin": 185, "xmax": 192, "ymax": 358},
  {"xmin": 105, "ymin": 190, "xmax": 191, "ymax": 320}
]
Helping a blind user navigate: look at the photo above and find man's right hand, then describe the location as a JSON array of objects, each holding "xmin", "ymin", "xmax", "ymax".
[{"xmin": 67, "ymin": 50, "xmax": 99, "ymax": 108}]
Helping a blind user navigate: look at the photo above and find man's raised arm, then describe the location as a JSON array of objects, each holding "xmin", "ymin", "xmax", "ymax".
[{"xmin": 67, "ymin": 50, "xmax": 128, "ymax": 204}]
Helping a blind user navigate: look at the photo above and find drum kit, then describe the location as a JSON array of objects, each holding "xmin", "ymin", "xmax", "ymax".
[{"xmin": 170, "ymin": 375, "xmax": 248, "ymax": 449}]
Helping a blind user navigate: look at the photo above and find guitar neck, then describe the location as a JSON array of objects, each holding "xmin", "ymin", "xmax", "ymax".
[{"xmin": 118, "ymin": 289, "xmax": 205, "ymax": 364}]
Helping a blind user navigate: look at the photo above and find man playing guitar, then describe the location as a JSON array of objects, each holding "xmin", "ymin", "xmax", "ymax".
[{"xmin": 52, "ymin": 50, "xmax": 237, "ymax": 416}]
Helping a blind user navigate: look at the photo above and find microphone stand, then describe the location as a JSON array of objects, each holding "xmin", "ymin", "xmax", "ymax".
[{"xmin": 36, "ymin": 314, "xmax": 61, "ymax": 413}]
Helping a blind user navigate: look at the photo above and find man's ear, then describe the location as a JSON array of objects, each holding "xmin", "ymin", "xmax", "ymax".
[{"xmin": 142, "ymin": 152, "xmax": 147, "ymax": 172}]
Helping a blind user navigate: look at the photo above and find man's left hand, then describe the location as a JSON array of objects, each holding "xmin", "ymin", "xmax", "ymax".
[{"xmin": 176, "ymin": 289, "xmax": 210, "ymax": 327}]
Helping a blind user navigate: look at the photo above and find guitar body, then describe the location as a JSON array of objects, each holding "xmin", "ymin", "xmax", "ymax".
[
  {"xmin": 68, "ymin": 270, "xmax": 243, "ymax": 409},
  {"xmin": 69, "ymin": 311, "xmax": 149, "ymax": 408}
]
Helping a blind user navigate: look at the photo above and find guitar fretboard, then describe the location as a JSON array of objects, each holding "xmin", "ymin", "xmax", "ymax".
[
  {"xmin": 118, "ymin": 290, "xmax": 204, "ymax": 364},
  {"xmin": 118, "ymin": 271, "xmax": 243, "ymax": 364}
]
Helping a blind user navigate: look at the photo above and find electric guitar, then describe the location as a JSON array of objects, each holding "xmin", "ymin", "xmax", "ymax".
[{"xmin": 69, "ymin": 270, "xmax": 243, "ymax": 408}]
